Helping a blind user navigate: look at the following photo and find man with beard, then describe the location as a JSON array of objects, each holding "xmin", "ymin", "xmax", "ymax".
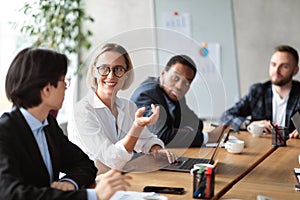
[
  {"xmin": 221, "ymin": 45, "xmax": 300, "ymax": 137},
  {"xmin": 131, "ymin": 55, "xmax": 223, "ymax": 147}
]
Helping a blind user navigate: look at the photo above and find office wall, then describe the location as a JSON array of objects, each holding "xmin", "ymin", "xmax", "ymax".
[
  {"xmin": 81, "ymin": 0, "xmax": 238, "ymax": 120},
  {"xmin": 79, "ymin": 0, "xmax": 156, "ymax": 99},
  {"xmin": 233, "ymin": 0, "xmax": 300, "ymax": 97},
  {"xmin": 153, "ymin": 0, "xmax": 239, "ymax": 120},
  {"xmin": 81, "ymin": 0, "xmax": 300, "ymax": 119}
]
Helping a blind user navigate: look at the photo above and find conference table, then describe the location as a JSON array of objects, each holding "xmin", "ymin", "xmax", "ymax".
[
  {"xmin": 126, "ymin": 131, "xmax": 300, "ymax": 199},
  {"xmin": 223, "ymin": 138, "xmax": 300, "ymax": 199}
]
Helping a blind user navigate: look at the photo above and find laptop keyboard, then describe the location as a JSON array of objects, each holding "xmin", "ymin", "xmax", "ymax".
[{"xmin": 179, "ymin": 158, "xmax": 210, "ymax": 170}]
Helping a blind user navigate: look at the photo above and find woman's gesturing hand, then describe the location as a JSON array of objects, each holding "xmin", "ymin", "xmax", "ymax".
[{"xmin": 134, "ymin": 104, "xmax": 160, "ymax": 127}]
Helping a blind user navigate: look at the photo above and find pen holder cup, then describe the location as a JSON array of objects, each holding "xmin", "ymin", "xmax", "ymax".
[
  {"xmin": 272, "ymin": 126, "xmax": 288, "ymax": 147},
  {"xmin": 193, "ymin": 164, "xmax": 215, "ymax": 199}
]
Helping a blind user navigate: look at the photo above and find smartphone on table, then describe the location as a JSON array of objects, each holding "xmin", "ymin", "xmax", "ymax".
[{"xmin": 143, "ymin": 186, "xmax": 185, "ymax": 194}]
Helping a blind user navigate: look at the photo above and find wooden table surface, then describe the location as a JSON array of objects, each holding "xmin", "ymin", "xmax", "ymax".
[
  {"xmin": 127, "ymin": 131, "xmax": 290, "ymax": 200},
  {"xmin": 222, "ymin": 138, "xmax": 300, "ymax": 200}
]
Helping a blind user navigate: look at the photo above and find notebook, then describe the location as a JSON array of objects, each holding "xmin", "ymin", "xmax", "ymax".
[{"xmin": 161, "ymin": 125, "xmax": 229, "ymax": 172}]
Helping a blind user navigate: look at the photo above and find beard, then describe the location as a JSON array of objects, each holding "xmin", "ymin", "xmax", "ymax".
[{"xmin": 270, "ymin": 73, "xmax": 294, "ymax": 86}]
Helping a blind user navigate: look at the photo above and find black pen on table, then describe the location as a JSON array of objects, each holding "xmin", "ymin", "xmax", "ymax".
[
  {"xmin": 211, "ymin": 123, "xmax": 218, "ymax": 128},
  {"xmin": 121, "ymin": 169, "xmax": 133, "ymax": 175}
]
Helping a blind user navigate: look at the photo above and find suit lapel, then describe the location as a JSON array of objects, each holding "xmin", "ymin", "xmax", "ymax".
[
  {"xmin": 265, "ymin": 84, "xmax": 273, "ymax": 121},
  {"xmin": 159, "ymin": 90, "xmax": 178, "ymax": 126},
  {"xmin": 11, "ymin": 108, "xmax": 50, "ymax": 182},
  {"xmin": 173, "ymin": 101, "xmax": 181, "ymax": 128},
  {"xmin": 285, "ymin": 83, "xmax": 299, "ymax": 127}
]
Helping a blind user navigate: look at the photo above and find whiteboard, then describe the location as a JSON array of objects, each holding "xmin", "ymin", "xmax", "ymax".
[{"xmin": 153, "ymin": 0, "xmax": 239, "ymax": 121}]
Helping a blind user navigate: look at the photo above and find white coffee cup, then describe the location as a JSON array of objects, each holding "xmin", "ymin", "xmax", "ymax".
[
  {"xmin": 225, "ymin": 139, "xmax": 244, "ymax": 153},
  {"xmin": 247, "ymin": 124, "xmax": 264, "ymax": 137},
  {"xmin": 190, "ymin": 163, "xmax": 214, "ymax": 175}
]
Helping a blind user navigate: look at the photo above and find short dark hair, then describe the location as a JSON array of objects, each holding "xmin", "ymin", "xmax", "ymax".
[
  {"xmin": 275, "ymin": 45, "xmax": 299, "ymax": 66},
  {"xmin": 5, "ymin": 47, "xmax": 68, "ymax": 108},
  {"xmin": 165, "ymin": 55, "xmax": 197, "ymax": 79}
]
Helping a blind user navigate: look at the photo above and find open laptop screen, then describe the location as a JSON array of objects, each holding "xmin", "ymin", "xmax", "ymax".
[{"xmin": 291, "ymin": 110, "xmax": 300, "ymax": 133}]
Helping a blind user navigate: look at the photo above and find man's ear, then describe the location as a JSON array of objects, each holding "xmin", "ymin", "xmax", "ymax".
[
  {"xmin": 41, "ymin": 83, "xmax": 51, "ymax": 98},
  {"xmin": 160, "ymin": 69, "xmax": 166, "ymax": 78},
  {"xmin": 293, "ymin": 66, "xmax": 299, "ymax": 76},
  {"xmin": 160, "ymin": 69, "xmax": 167, "ymax": 85}
]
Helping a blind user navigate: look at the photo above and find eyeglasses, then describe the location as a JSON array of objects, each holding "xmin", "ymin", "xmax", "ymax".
[
  {"xmin": 167, "ymin": 69, "xmax": 192, "ymax": 88},
  {"xmin": 59, "ymin": 78, "xmax": 71, "ymax": 88},
  {"xmin": 95, "ymin": 64, "xmax": 127, "ymax": 78}
]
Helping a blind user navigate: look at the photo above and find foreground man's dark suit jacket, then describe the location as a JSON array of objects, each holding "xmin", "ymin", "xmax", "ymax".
[{"xmin": 0, "ymin": 107, "xmax": 97, "ymax": 200}]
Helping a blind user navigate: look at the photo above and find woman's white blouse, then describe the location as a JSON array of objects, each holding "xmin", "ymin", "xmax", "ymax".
[{"xmin": 67, "ymin": 90, "xmax": 164, "ymax": 169}]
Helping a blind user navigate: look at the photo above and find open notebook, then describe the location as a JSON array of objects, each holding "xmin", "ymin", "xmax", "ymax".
[{"xmin": 160, "ymin": 125, "xmax": 229, "ymax": 172}]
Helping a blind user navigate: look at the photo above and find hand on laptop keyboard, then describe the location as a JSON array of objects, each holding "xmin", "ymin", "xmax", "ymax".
[{"xmin": 150, "ymin": 149, "xmax": 178, "ymax": 163}]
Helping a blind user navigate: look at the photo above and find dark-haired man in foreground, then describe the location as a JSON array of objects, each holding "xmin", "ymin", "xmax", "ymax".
[{"xmin": 0, "ymin": 47, "xmax": 131, "ymax": 200}]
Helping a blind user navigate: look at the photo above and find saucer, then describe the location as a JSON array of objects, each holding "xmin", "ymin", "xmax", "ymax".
[{"xmin": 227, "ymin": 149, "xmax": 243, "ymax": 154}]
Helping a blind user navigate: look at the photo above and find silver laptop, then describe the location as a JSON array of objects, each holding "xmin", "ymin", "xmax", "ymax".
[{"xmin": 160, "ymin": 125, "xmax": 229, "ymax": 172}]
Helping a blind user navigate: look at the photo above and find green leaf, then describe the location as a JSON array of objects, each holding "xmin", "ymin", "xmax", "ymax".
[{"xmin": 13, "ymin": 0, "xmax": 95, "ymax": 74}]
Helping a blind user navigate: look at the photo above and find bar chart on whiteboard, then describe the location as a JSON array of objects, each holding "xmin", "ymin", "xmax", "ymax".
[
  {"xmin": 162, "ymin": 12, "xmax": 191, "ymax": 37},
  {"xmin": 198, "ymin": 42, "xmax": 221, "ymax": 78},
  {"xmin": 161, "ymin": 12, "xmax": 221, "ymax": 79},
  {"xmin": 156, "ymin": 1, "xmax": 239, "ymax": 119}
]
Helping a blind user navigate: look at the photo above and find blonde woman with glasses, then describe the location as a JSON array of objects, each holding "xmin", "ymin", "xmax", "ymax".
[{"xmin": 68, "ymin": 43, "xmax": 177, "ymax": 174}]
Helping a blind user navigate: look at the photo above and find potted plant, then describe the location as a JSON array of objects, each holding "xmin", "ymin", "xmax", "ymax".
[
  {"xmin": 14, "ymin": 0, "xmax": 94, "ymax": 74},
  {"xmin": 11, "ymin": 0, "xmax": 94, "ymax": 120}
]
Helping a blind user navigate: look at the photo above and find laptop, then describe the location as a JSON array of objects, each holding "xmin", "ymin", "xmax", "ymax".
[
  {"xmin": 291, "ymin": 110, "xmax": 300, "ymax": 133},
  {"xmin": 160, "ymin": 125, "xmax": 229, "ymax": 172}
]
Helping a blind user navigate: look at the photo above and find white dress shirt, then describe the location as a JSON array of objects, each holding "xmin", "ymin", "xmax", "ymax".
[
  {"xmin": 68, "ymin": 89, "xmax": 164, "ymax": 169},
  {"xmin": 20, "ymin": 108, "xmax": 53, "ymax": 184},
  {"xmin": 20, "ymin": 108, "xmax": 81, "ymax": 194},
  {"xmin": 272, "ymin": 86, "xmax": 290, "ymax": 126}
]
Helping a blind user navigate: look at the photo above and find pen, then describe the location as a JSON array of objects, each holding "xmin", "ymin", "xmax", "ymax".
[
  {"xmin": 211, "ymin": 123, "xmax": 218, "ymax": 128},
  {"xmin": 223, "ymin": 129, "xmax": 232, "ymax": 143},
  {"xmin": 193, "ymin": 166, "xmax": 205, "ymax": 198},
  {"xmin": 205, "ymin": 166, "xmax": 213, "ymax": 198},
  {"xmin": 213, "ymin": 160, "xmax": 218, "ymax": 168},
  {"xmin": 275, "ymin": 124, "xmax": 286, "ymax": 144},
  {"xmin": 193, "ymin": 188, "xmax": 201, "ymax": 197},
  {"xmin": 199, "ymin": 166, "xmax": 206, "ymax": 196},
  {"xmin": 270, "ymin": 122, "xmax": 286, "ymax": 145}
]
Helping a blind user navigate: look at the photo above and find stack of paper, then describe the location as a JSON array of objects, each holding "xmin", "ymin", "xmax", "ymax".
[{"xmin": 110, "ymin": 191, "xmax": 168, "ymax": 200}]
